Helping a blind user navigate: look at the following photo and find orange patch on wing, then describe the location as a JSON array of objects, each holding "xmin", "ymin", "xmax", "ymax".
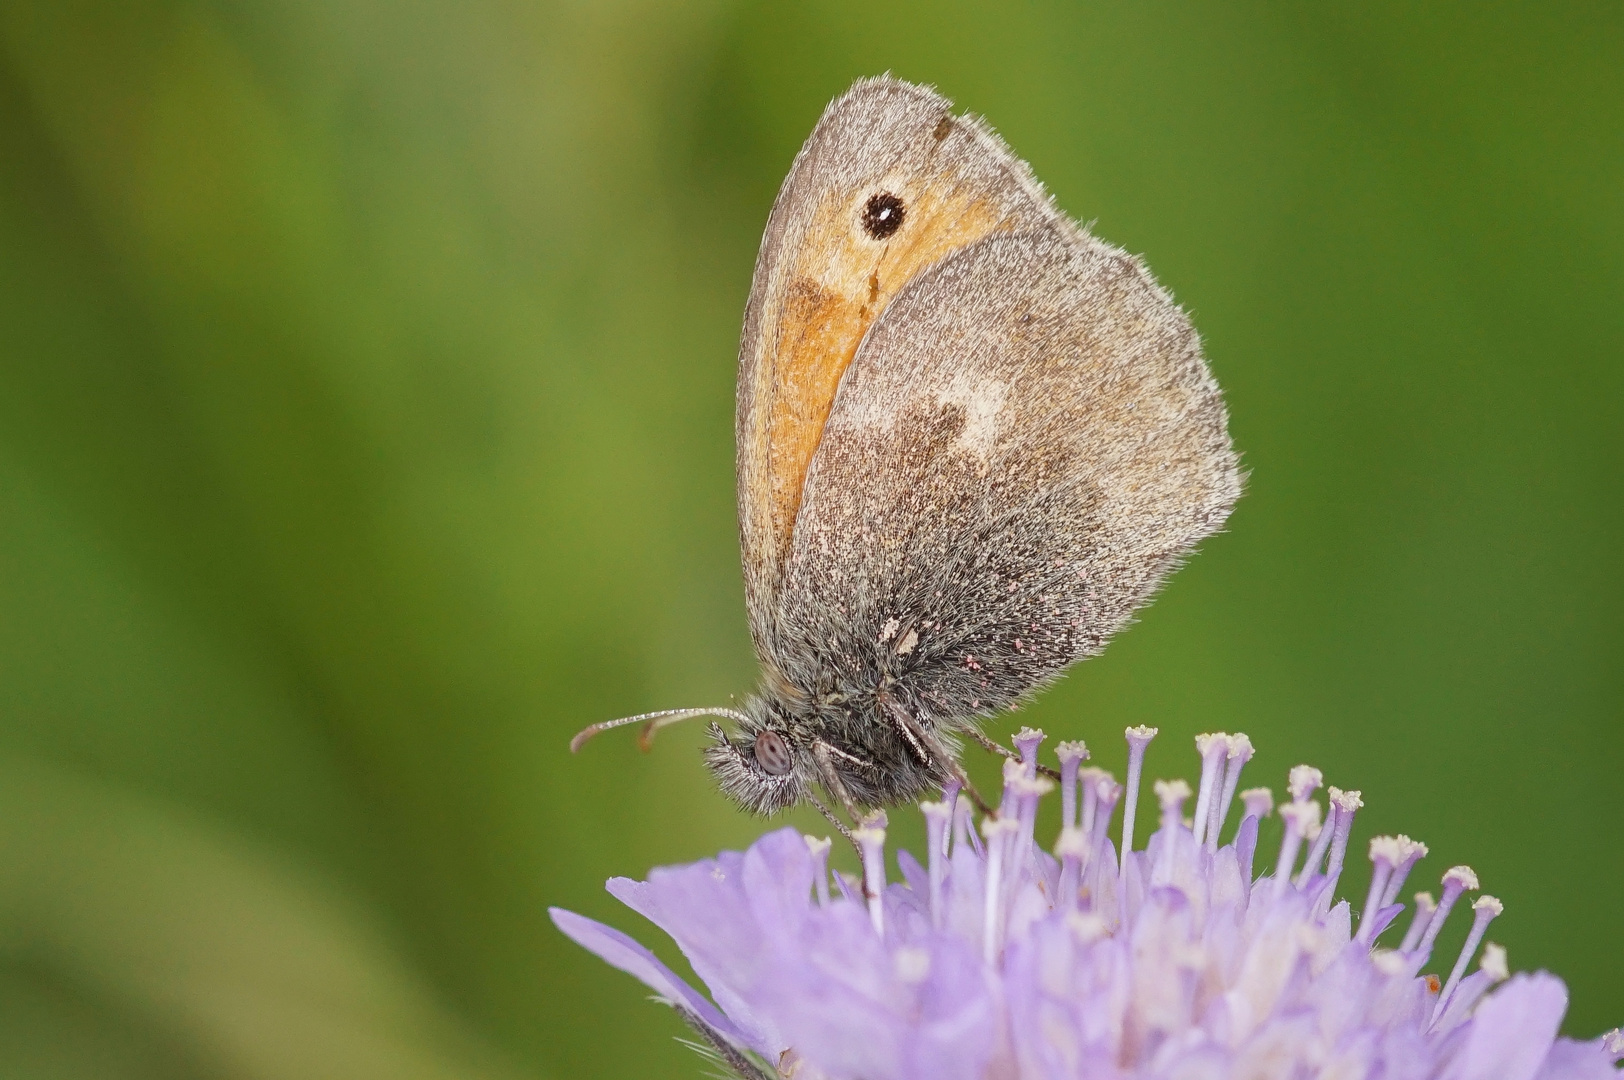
[
  {"xmin": 763, "ymin": 185, "xmax": 1015, "ymax": 556},
  {"xmin": 766, "ymin": 280, "xmax": 868, "ymax": 546}
]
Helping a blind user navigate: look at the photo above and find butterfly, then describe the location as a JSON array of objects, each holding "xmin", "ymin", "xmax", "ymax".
[{"xmin": 573, "ymin": 76, "xmax": 1240, "ymax": 834}]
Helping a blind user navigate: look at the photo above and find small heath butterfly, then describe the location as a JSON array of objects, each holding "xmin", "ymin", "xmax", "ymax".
[{"xmin": 574, "ymin": 77, "xmax": 1240, "ymax": 829}]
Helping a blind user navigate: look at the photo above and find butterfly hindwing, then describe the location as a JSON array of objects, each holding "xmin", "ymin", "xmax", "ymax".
[{"xmin": 768, "ymin": 224, "xmax": 1241, "ymax": 725}]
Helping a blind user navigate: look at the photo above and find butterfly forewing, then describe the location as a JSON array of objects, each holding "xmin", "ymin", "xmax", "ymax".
[{"xmin": 736, "ymin": 78, "xmax": 1061, "ymax": 660}]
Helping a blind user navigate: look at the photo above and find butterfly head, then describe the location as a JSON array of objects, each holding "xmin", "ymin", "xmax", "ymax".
[{"xmin": 703, "ymin": 702, "xmax": 811, "ymax": 816}]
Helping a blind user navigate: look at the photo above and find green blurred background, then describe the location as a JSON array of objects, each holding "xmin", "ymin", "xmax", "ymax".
[{"xmin": 0, "ymin": 1, "xmax": 1619, "ymax": 1076}]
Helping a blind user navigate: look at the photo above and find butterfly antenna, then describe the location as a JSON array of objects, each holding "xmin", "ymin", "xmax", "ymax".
[{"xmin": 569, "ymin": 708, "xmax": 753, "ymax": 754}]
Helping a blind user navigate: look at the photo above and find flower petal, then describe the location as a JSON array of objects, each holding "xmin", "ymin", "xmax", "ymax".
[
  {"xmin": 1450, "ymin": 973, "xmax": 1568, "ymax": 1080},
  {"xmin": 1535, "ymin": 1037, "xmax": 1624, "ymax": 1080},
  {"xmin": 547, "ymin": 907, "xmax": 754, "ymax": 1051}
]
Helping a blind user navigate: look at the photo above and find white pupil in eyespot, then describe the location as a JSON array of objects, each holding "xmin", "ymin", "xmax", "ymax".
[{"xmin": 754, "ymin": 730, "xmax": 793, "ymax": 776}]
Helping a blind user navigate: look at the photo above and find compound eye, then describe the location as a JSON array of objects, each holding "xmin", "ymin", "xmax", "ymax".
[{"xmin": 753, "ymin": 729, "xmax": 793, "ymax": 776}]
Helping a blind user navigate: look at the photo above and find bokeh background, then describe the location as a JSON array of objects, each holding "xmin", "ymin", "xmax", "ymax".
[{"xmin": 0, "ymin": 1, "xmax": 1619, "ymax": 1076}]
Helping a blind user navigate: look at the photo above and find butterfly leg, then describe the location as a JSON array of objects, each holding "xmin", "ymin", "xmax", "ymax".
[
  {"xmin": 949, "ymin": 763, "xmax": 997, "ymax": 817},
  {"xmin": 810, "ymin": 739, "xmax": 866, "ymax": 823},
  {"xmin": 810, "ymin": 741, "xmax": 873, "ymax": 869},
  {"xmin": 807, "ymin": 793, "xmax": 862, "ymax": 864},
  {"xmin": 966, "ymin": 728, "xmax": 1062, "ymax": 781},
  {"xmin": 877, "ymin": 692, "xmax": 934, "ymax": 765}
]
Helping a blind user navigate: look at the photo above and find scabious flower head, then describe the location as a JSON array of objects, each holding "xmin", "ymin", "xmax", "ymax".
[{"xmin": 553, "ymin": 728, "xmax": 1622, "ymax": 1080}]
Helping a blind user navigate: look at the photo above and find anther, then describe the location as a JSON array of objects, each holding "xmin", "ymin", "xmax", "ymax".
[
  {"xmin": 1288, "ymin": 765, "xmax": 1324, "ymax": 803},
  {"xmin": 1240, "ymin": 787, "xmax": 1274, "ymax": 822}
]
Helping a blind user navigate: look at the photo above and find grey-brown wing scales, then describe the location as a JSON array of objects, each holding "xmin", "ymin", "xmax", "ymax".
[{"xmin": 769, "ymin": 224, "xmax": 1241, "ymax": 727}]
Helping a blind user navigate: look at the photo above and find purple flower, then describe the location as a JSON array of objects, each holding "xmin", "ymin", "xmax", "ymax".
[{"xmin": 552, "ymin": 728, "xmax": 1622, "ymax": 1080}]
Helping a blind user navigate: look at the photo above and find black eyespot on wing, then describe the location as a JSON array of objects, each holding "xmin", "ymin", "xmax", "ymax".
[
  {"xmin": 754, "ymin": 729, "xmax": 794, "ymax": 776},
  {"xmin": 861, "ymin": 192, "xmax": 905, "ymax": 240}
]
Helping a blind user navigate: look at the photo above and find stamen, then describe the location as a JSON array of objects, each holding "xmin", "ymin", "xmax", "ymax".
[
  {"xmin": 1432, "ymin": 896, "xmax": 1503, "ymax": 1024},
  {"xmin": 1014, "ymin": 727, "xmax": 1045, "ymax": 779},
  {"xmin": 1400, "ymin": 892, "xmax": 1438, "ymax": 953},
  {"xmin": 1602, "ymin": 1030, "xmax": 1624, "ymax": 1060},
  {"xmin": 1089, "ymin": 776, "xmax": 1122, "ymax": 901},
  {"xmin": 1296, "ymin": 789, "xmax": 1339, "ymax": 886},
  {"xmin": 1120, "ymin": 726, "xmax": 1158, "ymax": 860},
  {"xmin": 1380, "ymin": 836, "xmax": 1429, "ymax": 908},
  {"xmin": 1322, "ymin": 788, "xmax": 1364, "ymax": 881},
  {"xmin": 1057, "ymin": 741, "xmax": 1089, "ymax": 832},
  {"xmin": 1288, "ymin": 765, "xmax": 1324, "ymax": 803},
  {"xmin": 1276, "ymin": 799, "xmax": 1323, "ymax": 885},
  {"xmin": 921, "ymin": 801, "xmax": 952, "ymax": 927},
  {"xmin": 951, "ymin": 794, "xmax": 973, "ymax": 853},
  {"xmin": 1153, "ymin": 779, "xmax": 1193, "ymax": 884},
  {"xmin": 998, "ymin": 757, "xmax": 1023, "ymax": 819},
  {"xmin": 1191, "ymin": 733, "xmax": 1229, "ymax": 847},
  {"xmin": 1414, "ymin": 866, "xmax": 1480, "ymax": 959},
  {"xmin": 1067, "ymin": 910, "xmax": 1110, "ymax": 945},
  {"xmin": 940, "ymin": 778, "xmax": 963, "ymax": 855},
  {"xmin": 1055, "ymin": 826, "xmax": 1087, "ymax": 913},
  {"xmin": 1240, "ymin": 787, "xmax": 1274, "ymax": 822},
  {"xmin": 853, "ymin": 813, "xmax": 888, "ymax": 935},
  {"xmin": 1011, "ymin": 773, "xmax": 1054, "ymax": 897},
  {"xmin": 804, "ymin": 835, "xmax": 832, "ymax": 907},
  {"xmin": 1079, "ymin": 767, "xmax": 1105, "ymax": 854},
  {"xmin": 1430, "ymin": 942, "xmax": 1510, "ymax": 1033},
  {"xmin": 982, "ymin": 816, "xmax": 1019, "ymax": 963},
  {"xmin": 959, "ymin": 794, "xmax": 985, "ymax": 858},
  {"xmin": 1357, "ymin": 836, "xmax": 1403, "ymax": 943},
  {"xmin": 1209, "ymin": 733, "xmax": 1253, "ymax": 851}
]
